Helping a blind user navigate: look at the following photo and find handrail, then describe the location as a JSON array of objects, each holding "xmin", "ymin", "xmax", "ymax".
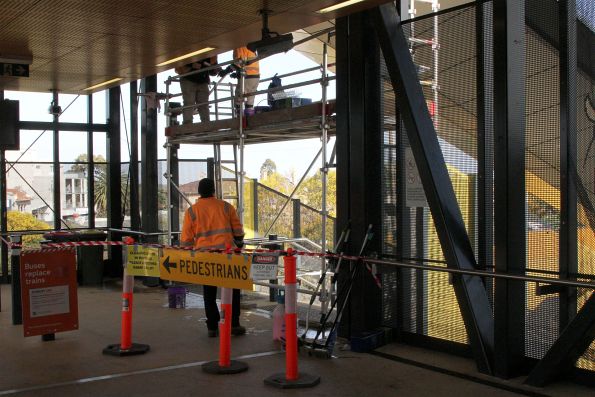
[{"xmin": 366, "ymin": 258, "xmax": 595, "ymax": 290}]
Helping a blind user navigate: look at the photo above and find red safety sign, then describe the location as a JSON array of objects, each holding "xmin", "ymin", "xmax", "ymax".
[{"xmin": 20, "ymin": 250, "xmax": 79, "ymax": 337}]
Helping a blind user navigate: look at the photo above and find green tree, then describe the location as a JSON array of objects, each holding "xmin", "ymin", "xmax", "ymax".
[
  {"xmin": 260, "ymin": 159, "xmax": 277, "ymax": 180},
  {"xmin": 7, "ymin": 211, "xmax": 50, "ymax": 247},
  {"xmin": 71, "ymin": 153, "xmax": 129, "ymax": 217}
]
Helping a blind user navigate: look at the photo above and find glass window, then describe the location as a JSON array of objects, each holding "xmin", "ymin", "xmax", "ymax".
[
  {"xmin": 60, "ymin": 163, "xmax": 89, "ymax": 228},
  {"xmin": 93, "ymin": 132, "xmax": 107, "ymax": 161},
  {"xmin": 6, "ymin": 163, "xmax": 55, "ymax": 230},
  {"xmin": 6, "ymin": 130, "xmax": 54, "ymax": 162},
  {"xmin": 92, "ymin": 91, "xmax": 106, "ymax": 122},
  {"xmin": 6, "ymin": 91, "xmax": 53, "ymax": 122},
  {"xmin": 58, "ymin": 94, "xmax": 86, "ymax": 123},
  {"xmin": 59, "ymin": 131, "xmax": 88, "ymax": 162},
  {"xmin": 93, "ymin": 164, "xmax": 108, "ymax": 228}
]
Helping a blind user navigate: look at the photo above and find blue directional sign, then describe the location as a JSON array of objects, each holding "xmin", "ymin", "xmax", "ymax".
[{"xmin": 0, "ymin": 63, "xmax": 29, "ymax": 77}]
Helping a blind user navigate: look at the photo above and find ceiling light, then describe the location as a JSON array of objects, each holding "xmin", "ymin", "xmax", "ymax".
[
  {"xmin": 84, "ymin": 78, "xmax": 123, "ymax": 91},
  {"xmin": 156, "ymin": 47, "xmax": 216, "ymax": 67},
  {"xmin": 317, "ymin": 0, "xmax": 366, "ymax": 14}
]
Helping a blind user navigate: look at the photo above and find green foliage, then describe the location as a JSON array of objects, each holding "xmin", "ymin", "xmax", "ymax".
[
  {"xmin": 7, "ymin": 211, "xmax": 50, "ymax": 247},
  {"xmin": 260, "ymin": 159, "xmax": 277, "ymax": 179},
  {"xmin": 256, "ymin": 158, "xmax": 336, "ymax": 245},
  {"xmin": 71, "ymin": 153, "xmax": 129, "ymax": 217}
]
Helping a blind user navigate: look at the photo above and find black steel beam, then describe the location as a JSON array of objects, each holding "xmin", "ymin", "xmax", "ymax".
[
  {"xmin": 373, "ymin": 3, "xmax": 494, "ymax": 374},
  {"xmin": 558, "ymin": 0, "xmax": 578, "ymax": 332},
  {"xmin": 141, "ymin": 76, "xmax": 159, "ymax": 240},
  {"xmin": 525, "ymin": 292, "xmax": 595, "ymax": 386},
  {"xmin": 0, "ymin": 92, "xmax": 8, "ymax": 284},
  {"xmin": 52, "ymin": 91, "xmax": 61, "ymax": 229},
  {"xmin": 0, "ymin": 148, "xmax": 7, "ymax": 286},
  {"xmin": 107, "ymin": 86, "xmax": 122, "ymax": 275},
  {"xmin": 476, "ymin": 1, "xmax": 494, "ymax": 275},
  {"xmin": 292, "ymin": 199, "xmax": 301, "ymax": 238},
  {"xmin": 335, "ymin": 14, "xmax": 351, "ymax": 335},
  {"xmin": 253, "ymin": 178, "xmax": 259, "ymax": 233},
  {"xmin": 492, "ymin": 0, "xmax": 527, "ymax": 378},
  {"xmin": 336, "ymin": 11, "xmax": 384, "ymax": 338},
  {"xmin": 170, "ymin": 144, "xmax": 179, "ymax": 241},
  {"xmin": 87, "ymin": 95, "xmax": 95, "ymax": 229},
  {"xmin": 130, "ymin": 81, "xmax": 141, "ymax": 231},
  {"xmin": 18, "ymin": 121, "xmax": 108, "ymax": 132}
]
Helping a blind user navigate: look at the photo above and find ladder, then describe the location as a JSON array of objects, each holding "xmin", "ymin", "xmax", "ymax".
[{"xmin": 213, "ymin": 143, "xmax": 240, "ymax": 211}]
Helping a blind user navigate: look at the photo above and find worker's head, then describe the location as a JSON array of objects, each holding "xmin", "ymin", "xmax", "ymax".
[{"xmin": 198, "ymin": 178, "xmax": 215, "ymax": 198}]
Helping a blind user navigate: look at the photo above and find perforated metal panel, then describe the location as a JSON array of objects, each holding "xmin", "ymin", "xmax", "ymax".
[{"xmin": 0, "ymin": 0, "xmax": 388, "ymax": 93}]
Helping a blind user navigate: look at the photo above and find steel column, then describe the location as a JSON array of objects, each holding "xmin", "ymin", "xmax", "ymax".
[
  {"xmin": 87, "ymin": 95, "xmax": 95, "ymax": 229},
  {"xmin": 492, "ymin": 0, "xmax": 526, "ymax": 378},
  {"xmin": 130, "ymin": 81, "xmax": 141, "ymax": 231},
  {"xmin": 169, "ymin": 144, "xmax": 180, "ymax": 242},
  {"xmin": 373, "ymin": 3, "xmax": 494, "ymax": 374},
  {"xmin": 0, "ymin": 150, "xmax": 8, "ymax": 284},
  {"xmin": 336, "ymin": 11, "xmax": 383, "ymax": 338},
  {"xmin": 107, "ymin": 86, "xmax": 122, "ymax": 275},
  {"xmin": 141, "ymin": 76, "xmax": 159, "ymax": 240},
  {"xmin": 52, "ymin": 90, "xmax": 61, "ymax": 229},
  {"xmin": 292, "ymin": 199, "xmax": 301, "ymax": 238},
  {"xmin": 558, "ymin": 0, "xmax": 578, "ymax": 331}
]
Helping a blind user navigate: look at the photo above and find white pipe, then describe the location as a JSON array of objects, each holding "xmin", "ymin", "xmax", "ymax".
[{"xmin": 320, "ymin": 41, "xmax": 329, "ymax": 316}]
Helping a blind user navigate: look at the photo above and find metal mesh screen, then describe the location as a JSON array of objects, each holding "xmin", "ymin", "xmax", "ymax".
[
  {"xmin": 524, "ymin": 0, "xmax": 562, "ymax": 360},
  {"xmin": 575, "ymin": 13, "xmax": 595, "ymax": 371},
  {"xmin": 379, "ymin": 1, "xmax": 594, "ymax": 376},
  {"xmin": 380, "ymin": 4, "xmax": 481, "ymax": 344}
]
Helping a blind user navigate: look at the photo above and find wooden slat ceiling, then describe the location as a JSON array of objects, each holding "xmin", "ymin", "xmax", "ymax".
[{"xmin": 0, "ymin": 0, "xmax": 389, "ymax": 94}]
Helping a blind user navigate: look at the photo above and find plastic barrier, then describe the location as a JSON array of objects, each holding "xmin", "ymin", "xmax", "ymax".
[
  {"xmin": 202, "ymin": 246, "xmax": 249, "ymax": 374},
  {"xmin": 103, "ymin": 238, "xmax": 150, "ymax": 356},
  {"xmin": 264, "ymin": 248, "xmax": 320, "ymax": 388}
]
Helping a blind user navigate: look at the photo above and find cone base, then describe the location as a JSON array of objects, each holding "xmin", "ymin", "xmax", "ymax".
[
  {"xmin": 264, "ymin": 373, "xmax": 321, "ymax": 389},
  {"xmin": 202, "ymin": 360, "xmax": 249, "ymax": 374},
  {"xmin": 102, "ymin": 343, "xmax": 150, "ymax": 356}
]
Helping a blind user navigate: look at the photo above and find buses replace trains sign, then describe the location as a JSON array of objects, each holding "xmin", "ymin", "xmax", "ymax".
[{"xmin": 159, "ymin": 248, "xmax": 253, "ymax": 290}]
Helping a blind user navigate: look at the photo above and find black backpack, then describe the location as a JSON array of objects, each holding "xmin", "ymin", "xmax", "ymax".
[{"xmin": 267, "ymin": 74, "xmax": 283, "ymax": 106}]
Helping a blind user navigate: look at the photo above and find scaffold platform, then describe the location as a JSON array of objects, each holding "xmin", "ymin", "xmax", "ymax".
[{"xmin": 166, "ymin": 100, "xmax": 336, "ymax": 146}]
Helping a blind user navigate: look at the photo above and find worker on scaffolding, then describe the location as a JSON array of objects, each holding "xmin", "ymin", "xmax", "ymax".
[
  {"xmin": 181, "ymin": 178, "xmax": 246, "ymax": 338},
  {"xmin": 175, "ymin": 56, "xmax": 219, "ymax": 124},
  {"xmin": 231, "ymin": 47, "xmax": 260, "ymax": 114}
]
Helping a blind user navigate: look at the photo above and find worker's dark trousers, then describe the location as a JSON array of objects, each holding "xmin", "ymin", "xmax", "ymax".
[{"xmin": 203, "ymin": 286, "xmax": 241, "ymax": 331}]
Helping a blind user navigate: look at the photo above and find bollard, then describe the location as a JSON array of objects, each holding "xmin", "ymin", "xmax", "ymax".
[
  {"xmin": 264, "ymin": 248, "xmax": 320, "ymax": 389},
  {"xmin": 103, "ymin": 240, "xmax": 150, "ymax": 356},
  {"xmin": 10, "ymin": 235, "xmax": 22, "ymax": 325},
  {"xmin": 203, "ymin": 246, "xmax": 248, "ymax": 374}
]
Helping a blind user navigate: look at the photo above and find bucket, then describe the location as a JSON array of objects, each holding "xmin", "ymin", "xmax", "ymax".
[{"xmin": 167, "ymin": 287, "xmax": 187, "ymax": 309}]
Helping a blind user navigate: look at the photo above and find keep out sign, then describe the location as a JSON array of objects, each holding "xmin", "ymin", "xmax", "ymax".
[{"xmin": 20, "ymin": 250, "xmax": 78, "ymax": 337}]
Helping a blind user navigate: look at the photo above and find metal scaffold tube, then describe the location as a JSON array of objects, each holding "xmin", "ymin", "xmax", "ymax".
[
  {"xmin": 164, "ymin": 79, "xmax": 173, "ymax": 246},
  {"xmin": 320, "ymin": 41, "xmax": 329, "ymax": 315},
  {"xmin": 238, "ymin": 71, "xmax": 245, "ymax": 223}
]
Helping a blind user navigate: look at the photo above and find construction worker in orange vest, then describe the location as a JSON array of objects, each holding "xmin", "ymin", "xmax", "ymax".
[
  {"xmin": 181, "ymin": 178, "xmax": 246, "ymax": 337},
  {"xmin": 232, "ymin": 46, "xmax": 260, "ymax": 111}
]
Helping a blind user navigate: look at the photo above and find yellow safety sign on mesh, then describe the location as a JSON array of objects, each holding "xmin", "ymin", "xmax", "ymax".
[
  {"xmin": 159, "ymin": 248, "xmax": 253, "ymax": 290},
  {"xmin": 126, "ymin": 246, "xmax": 160, "ymax": 277}
]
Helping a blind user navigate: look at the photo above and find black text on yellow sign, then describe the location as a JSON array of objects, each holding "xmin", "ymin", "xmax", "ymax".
[{"xmin": 159, "ymin": 248, "xmax": 253, "ymax": 290}]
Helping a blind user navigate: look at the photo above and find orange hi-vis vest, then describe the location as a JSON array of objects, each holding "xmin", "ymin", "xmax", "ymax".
[
  {"xmin": 181, "ymin": 197, "xmax": 244, "ymax": 250},
  {"xmin": 233, "ymin": 47, "xmax": 260, "ymax": 77}
]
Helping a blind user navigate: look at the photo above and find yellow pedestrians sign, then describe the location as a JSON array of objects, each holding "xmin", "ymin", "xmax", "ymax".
[
  {"xmin": 159, "ymin": 248, "xmax": 253, "ymax": 290},
  {"xmin": 126, "ymin": 246, "xmax": 160, "ymax": 277}
]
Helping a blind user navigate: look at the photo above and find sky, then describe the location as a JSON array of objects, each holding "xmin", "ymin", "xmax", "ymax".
[{"xmin": 5, "ymin": 49, "xmax": 336, "ymax": 182}]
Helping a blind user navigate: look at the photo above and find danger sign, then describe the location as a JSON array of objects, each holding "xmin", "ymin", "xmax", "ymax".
[
  {"xmin": 126, "ymin": 246, "xmax": 160, "ymax": 277},
  {"xmin": 20, "ymin": 250, "xmax": 78, "ymax": 337},
  {"xmin": 159, "ymin": 248, "xmax": 253, "ymax": 290}
]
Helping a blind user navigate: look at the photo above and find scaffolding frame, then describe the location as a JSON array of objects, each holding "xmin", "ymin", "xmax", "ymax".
[{"xmin": 163, "ymin": 31, "xmax": 336, "ymax": 314}]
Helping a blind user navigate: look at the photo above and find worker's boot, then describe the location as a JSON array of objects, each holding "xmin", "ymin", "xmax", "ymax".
[{"xmin": 231, "ymin": 325, "xmax": 246, "ymax": 336}]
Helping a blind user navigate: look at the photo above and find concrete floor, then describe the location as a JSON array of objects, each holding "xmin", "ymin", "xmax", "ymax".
[{"xmin": 0, "ymin": 282, "xmax": 592, "ymax": 397}]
